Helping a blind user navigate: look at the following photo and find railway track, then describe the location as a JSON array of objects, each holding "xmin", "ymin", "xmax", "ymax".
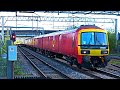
[
  {"xmin": 19, "ymin": 46, "xmax": 95, "ymax": 79},
  {"xmin": 50, "ymin": 55, "xmax": 120, "ymax": 79},
  {"xmin": 54, "ymin": 58, "xmax": 118, "ymax": 79},
  {"xmin": 53, "ymin": 58, "xmax": 103, "ymax": 79},
  {"xmin": 21, "ymin": 47, "xmax": 106, "ymax": 79},
  {"xmin": 40, "ymin": 54, "xmax": 120, "ymax": 79},
  {"xmin": 18, "ymin": 46, "xmax": 74, "ymax": 79},
  {"xmin": 95, "ymin": 64, "xmax": 120, "ymax": 79},
  {"xmin": 19, "ymin": 46, "xmax": 120, "ymax": 79},
  {"xmin": 56, "ymin": 57, "xmax": 120, "ymax": 79},
  {"xmin": 95, "ymin": 69, "xmax": 120, "ymax": 79},
  {"xmin": 110, "ymin": 64, "xmax": 120, "ymax": 69}
]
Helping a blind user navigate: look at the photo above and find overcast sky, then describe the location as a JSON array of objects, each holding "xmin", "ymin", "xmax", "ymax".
[{"xmin": 0, "ymin": 11, "xmax": 119, "ymax": 32}]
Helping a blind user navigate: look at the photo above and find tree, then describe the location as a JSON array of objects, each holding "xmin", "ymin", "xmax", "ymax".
[{"xmin": 108, "ymin": 32, "xmax": 117, "ymax": 53}]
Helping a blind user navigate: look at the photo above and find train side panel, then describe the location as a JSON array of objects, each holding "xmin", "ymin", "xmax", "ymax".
[
  {"xmin": 29, "ymin": 39, "xmax": 33, "ymax": 47},
  {"xmin": 42, "ymin": 36, "xmax": 49, "ymax": 50},
  {"xmin": 59, "ymin": 32, "xmax": 76, "ymax": 57},
  {"xmin": 53, "ymin": 35, "xmax": 59, "ymax": 53},
  {"xmin": 38, "ymin": 37, "xmax": 43, "ymax": 49},
  {"xmin": 48, "ymin": 36, "xmax": 53, "ymax": 52},
  {"xmin": 75, "ymin": 29, "xmax": 83, "ymax": 64},
  {"xmin": 48, "ymin": 35, "xmax": 58, "ymax": 52},
  {"xmin": 34, "ymin": 38, "xmax": 38, "ymax": 48},
  {"xmin": 59, "ymin": 34, "xmax": 67, "ymax": 55},
  {"xmin": 31, "ymin": 38, "xmax": 35, "ymax": 47},
  {"xmin": 65, "ymin": 32, "xmax": 75, "ymax": 57}
]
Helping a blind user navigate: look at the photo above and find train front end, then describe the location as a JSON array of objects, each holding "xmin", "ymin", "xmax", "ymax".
[{"xmin": 78, "ymin": 27, "xmax": 110, "ymax": 69}]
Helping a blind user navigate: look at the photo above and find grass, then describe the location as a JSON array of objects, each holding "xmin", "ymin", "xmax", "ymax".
[
  {"xmin": 110, "ymin": 53, "xmax": 120, "ymax": 56},
  {"xmin": 0, "ymin": 58, "xmax": 7, "ymax": 77},
  {"xmin": 0, "ymin": 37, "xmax": 26, "ymax": 77},
  {"xmin": 0, "ymin": 57, "xmax": 26, "ymax": 78},
  {"xmin": 14, "ymin": 61, "xmax": 26, "ymax": 76},
  {"xmin": 109, "ymin": 59, "xmax": 120, "ymax": 65}
]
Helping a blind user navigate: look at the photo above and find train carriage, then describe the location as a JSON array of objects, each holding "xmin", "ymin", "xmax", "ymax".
[{"xmin": 23, "ymin": 25, "xmax": 110, "ymax": 69}]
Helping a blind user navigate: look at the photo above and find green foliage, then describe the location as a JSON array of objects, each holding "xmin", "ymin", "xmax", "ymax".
[
  {"xmin": 14, "ymin": 61, "xmax": 24, "ymax": 75},
  {"xmin": 117, "ymin": 40, "xmax": 120, "ymax": 45},
  {"xmin": 108, "ymin": 32, "xmax": 117, "ymax": 53},
  {"xmin": 109, "ymin": 59, "xmax": 120, "ymax": 65}
]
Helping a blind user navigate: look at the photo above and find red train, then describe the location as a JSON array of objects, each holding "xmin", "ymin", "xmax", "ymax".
[{"xmin": 23, "ymin": 25, "xmax": 110, "ymax": 69}]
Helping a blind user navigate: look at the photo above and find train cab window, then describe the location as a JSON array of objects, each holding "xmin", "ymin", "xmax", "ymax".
[
  {"xmin": 81, "ymin": 32, "xmax": 94, "ymax": 45},
  {"xmin": 95, "ymin": 32, "xmax": 107, "ymax": 45},
  {"xmin": 81, "ymin": 32, "xmax": 107, "ymax": 45},
  {"xmin": 81, "ymin": 32, "xmax": 108, "ymax": 49}
]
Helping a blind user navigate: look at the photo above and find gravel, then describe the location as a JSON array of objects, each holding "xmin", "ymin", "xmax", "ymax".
[
  {"xmin": 23, "ymin": 47, "xmax": 94, "ymax": 79},
  {"xmin": 2, "ymin": 46, "xmax": 119, "ymax": 79},
  {"xmin": 15, "ymin": 48, "xmax": 41, "ymax": 78}
]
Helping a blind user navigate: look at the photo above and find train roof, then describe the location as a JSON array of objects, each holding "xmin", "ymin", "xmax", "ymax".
[
  {"xmin": 78, "ymin": 25, "xmax": 103, "ymax": 30},
  {"xmin": 33, "ymin": 25, "xmax": 104, "ymax": 39},
  {"xmin": 34, "ymin": 29, "xmax": 77, "ymax": 38}
]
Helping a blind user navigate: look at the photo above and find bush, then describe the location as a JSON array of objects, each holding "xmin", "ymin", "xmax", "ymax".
[{"xmin": 108, "ymin": 32, "xmax": 117, "ymax": 53}]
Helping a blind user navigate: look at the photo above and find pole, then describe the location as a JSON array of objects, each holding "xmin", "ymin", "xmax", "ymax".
[
  {"xmin": 7, "ymin": 40, "xmax": 14, "ymax": 79},
  {"xmin": 32, "ymin": 14, "xmax": 33, "ymax": 31},
  {"xmin": 115, "ymin": 19, "xmax": 118, "ymax": 47},
  {"xmin": 9, "ymin": 27, "xmax": 12, "ymax": 35},
  {"xmin": 16, "ymin": 12, "xmax": 17, "ymax": 31},
  {"xmin": 37, "ymin": 17, "xmax": 38, "ymax": 35},
  {"xmin": 2, "ymin": 16, "xmax": 4, "ymax": 42}
]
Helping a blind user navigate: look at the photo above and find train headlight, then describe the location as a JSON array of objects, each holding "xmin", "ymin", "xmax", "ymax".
[
  {"xmin": 101, "ymin": 51, "xmax": 108, "ymax": 54},
  {"xmin": 81, "ymin": 50, "xmax": 90, "ymax": 54}
]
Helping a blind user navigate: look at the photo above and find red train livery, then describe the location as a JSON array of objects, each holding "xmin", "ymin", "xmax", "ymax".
[{"xmin": 23, "ymin": 25, "xmax": 110, "ymax": 69}]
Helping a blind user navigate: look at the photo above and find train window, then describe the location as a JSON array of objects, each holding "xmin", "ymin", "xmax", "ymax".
[
  {"xmin": 95, "ymin": 32, "xmax": 107, "ymax": 45},
  {"xmin": 81, "ymin": 32, "xmax": 107, "ymax": 45},
  {"xmin": 81, "ymin": 32, "xmax": 94, "ymax": 45}
]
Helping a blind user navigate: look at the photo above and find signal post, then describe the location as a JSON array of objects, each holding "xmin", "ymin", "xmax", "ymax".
[{"xmin": 7, "ymin": 32, "xmax": 17, "ymax": 79}]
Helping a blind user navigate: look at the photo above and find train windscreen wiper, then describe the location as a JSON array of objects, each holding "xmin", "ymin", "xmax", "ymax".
[
  {"xmin": 95, "ymin": 36, "xmax": 102, "ymax": 45},
  {"xmin": 88, "ymin": 34, "xmax": 93, "ymax": 45}
]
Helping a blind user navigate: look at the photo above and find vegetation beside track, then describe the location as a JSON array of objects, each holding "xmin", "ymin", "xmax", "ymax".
[
  {"xmin": 0, "ymin": 32, "xmax": 25, "ymax": 78},
  {"xmin": 14, "ymin": 61, "xmax": 25, "ymax": 76},
  {"xmin": 108, "ymin": 59, "xmax": 120, "ymax": 65}
]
